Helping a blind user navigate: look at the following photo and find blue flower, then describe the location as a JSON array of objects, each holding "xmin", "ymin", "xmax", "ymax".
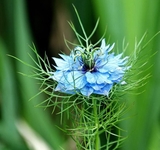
[{"xmin": 50, "ymin": 39, "xmax": 129, "ymax": 97}]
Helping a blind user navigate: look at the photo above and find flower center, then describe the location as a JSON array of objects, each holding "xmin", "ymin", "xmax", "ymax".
[
  {"xmin": 82, "ymin": 63, "xmax": 96, "ymax": 72},
  {"xmin": 81, "ymin": 50, "xmax": 95, "ymax": 72},
  {"xmin": 74, "ymin": 45, "xmax": 98, "ymax": 72}
]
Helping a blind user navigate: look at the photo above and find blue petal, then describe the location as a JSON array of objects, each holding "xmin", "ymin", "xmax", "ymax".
[
  {"xmin": 55, "ymin": 83, "xmax": 76, "ymax": 94},
  {"xmin": 94, "ymin": 84, "xmax": 113, "ymax": 96},
  {"xmin": 106, "ymin": 43, "xmax": 115, "ymax": 53},
  {"xmin": 85, "ymin": 72, "xmax": 97, "ymax": 84},
  {"xmin": 52, "ymin": 57, "xmax": 70, "ymax": 70},
  {"xmin": 59, "ymin": 54, "xmax": 71, "ymax": 61},
  {"xmin": 100, "ymin": 39, "xmax": 106, "ymax": 49},
  {"xmin": 72, "ymin": 71, "xmax": 86, "ymax": 88},
  {"xmin": 57, "ymin": 71, "xmax": 86, "ymax": 91},
  {"xmin": 51, "ymin": 71, "xmax": 64, "ymax": 81},
  {"xmin": 98, "ymin": 63, "xmax": 118, "ymax": 73},
  {"xmin": 109, "ymin": 73, "xmax": 123, "ymax": 81},
  {"xmin": 80, "ymin": 86, "xmax": 94, "ymax": 96},
  {"xmin": 55, "ymin": 83, "xmax": 65, "ymax": 91},
  {"xmin": 95, "ymin": 72, "xmax": 112, "ymax": 84},
  {"xmin": 90, "ymin": 83, "xmax": 105, "ymax": 90},
  {"xmin": 100, "ymin": 39, "xmax": 114, "ymax": 53}
]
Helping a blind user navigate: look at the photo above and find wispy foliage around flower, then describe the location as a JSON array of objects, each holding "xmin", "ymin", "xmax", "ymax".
[{"xmin": 10, "ymin": 6, "xmax": 156, "ymax": 150}]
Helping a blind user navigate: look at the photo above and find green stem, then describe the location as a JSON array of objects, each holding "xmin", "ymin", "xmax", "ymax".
[{"xmin": 93, "ymin": 98, "xmax": 100, "ymax": 150}]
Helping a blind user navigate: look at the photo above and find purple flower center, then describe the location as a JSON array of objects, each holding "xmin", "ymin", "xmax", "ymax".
[{"xmin": 82, "ymin": 62, "xmax": 97, "ymax": 73}]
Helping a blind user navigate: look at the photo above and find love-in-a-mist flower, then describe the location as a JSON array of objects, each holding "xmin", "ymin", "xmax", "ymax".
[{"xmin": 50, "ymin": 39, "xmax": 129, "ymax": 97}]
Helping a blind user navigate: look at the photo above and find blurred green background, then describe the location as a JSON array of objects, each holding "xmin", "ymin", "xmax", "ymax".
[{"xmin": 0, "ymin": 0, "xmax": 160, "ymax": 149}]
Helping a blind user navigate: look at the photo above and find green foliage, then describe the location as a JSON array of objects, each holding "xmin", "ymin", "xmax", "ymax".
[{"xmin": 0, "ymin": 0, "xmax": 63, "ymax": 149}]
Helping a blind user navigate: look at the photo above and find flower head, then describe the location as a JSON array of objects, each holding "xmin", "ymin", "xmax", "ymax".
[{"xmin": 50, "ymin": 39, "xmax": 129, "ymax": 97}]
